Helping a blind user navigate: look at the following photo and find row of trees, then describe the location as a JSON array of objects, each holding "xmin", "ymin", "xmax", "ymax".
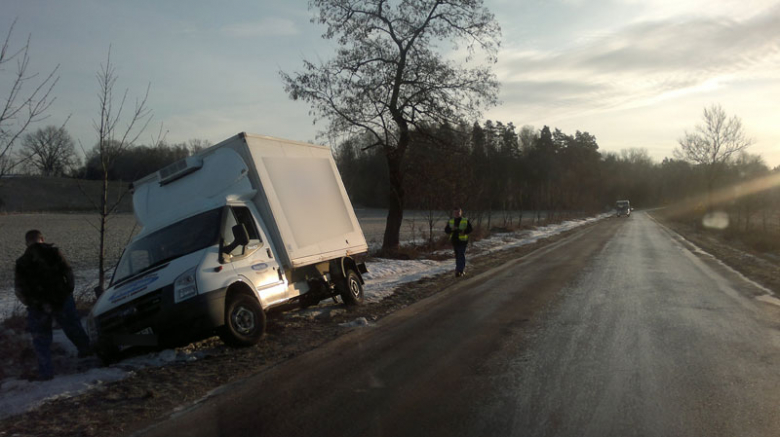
[
  {"xmin": 336, "ymin": 121, "xmax": 607, "ymax": 224},
  {"xmin": 336, "ymin": 117, "xmax": 779, "ymax": 230},
  {"xmin": 5, "ymin": 124, "xmax": 210, "ymax": 181}
]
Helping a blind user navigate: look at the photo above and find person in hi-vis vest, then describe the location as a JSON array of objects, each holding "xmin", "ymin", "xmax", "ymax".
[{"xmin": 444, "ymin": 207, "xmax": 473, "ymax": 277}]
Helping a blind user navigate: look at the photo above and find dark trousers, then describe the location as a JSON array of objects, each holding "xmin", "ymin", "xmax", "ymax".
[
  {"xmin": 453, "ymin": 244, "xmax": 467, "ymax": 273},
  {"xmin": 27, "ymin": 295, "xmax": 91, "ymax": 379}
]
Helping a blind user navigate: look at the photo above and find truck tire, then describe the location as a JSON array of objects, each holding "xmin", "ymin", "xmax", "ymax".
[
  {"xmin": 219, "ymin": 294, "xmax": 266, "ymax": 347},
  {"xmin": 339, "ymin": 269, "xmax": 364, "ymax": 306}
]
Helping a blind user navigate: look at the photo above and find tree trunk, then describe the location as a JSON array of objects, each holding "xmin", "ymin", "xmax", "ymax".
[
  {"xmin": 382, "ymin": 148, "xmax": 405, "ymax": 252},
  {"xmin": 98, "ymin": 173, "xmax": 108, "ymax": 296}
]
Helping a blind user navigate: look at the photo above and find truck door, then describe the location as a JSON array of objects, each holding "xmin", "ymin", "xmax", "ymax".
[{"xmin": 222, "ymin": 205, "xmax": 286, "ymax": 306}]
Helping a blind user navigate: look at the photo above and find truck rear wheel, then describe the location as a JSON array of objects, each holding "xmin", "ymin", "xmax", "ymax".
[
  {"xmin": 339, "ymin": 270, "xmax": 364, "ymax": 306},
  {"xmin": 219, "ymin": 294, "xmax": 266, "ymax": 347}
]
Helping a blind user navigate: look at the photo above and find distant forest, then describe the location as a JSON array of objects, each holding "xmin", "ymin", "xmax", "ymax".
[{"xmin": 334, "ymin": 121, "xmax": 780, "ymax": 230}]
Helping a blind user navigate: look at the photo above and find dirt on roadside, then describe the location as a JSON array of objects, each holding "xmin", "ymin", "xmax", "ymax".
[{"xmin": 0, "ymin": 220, "xmax": 601, "ymax": 437}]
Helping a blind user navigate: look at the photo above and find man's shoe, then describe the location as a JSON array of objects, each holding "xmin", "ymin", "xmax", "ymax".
[{"xmin": 455, "ymin": 272, "xmax": 462, "ymax": 277}]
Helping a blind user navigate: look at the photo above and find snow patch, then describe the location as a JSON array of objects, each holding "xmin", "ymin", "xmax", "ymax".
[
  {"xmin": 363, "ymin": 258, "xmax": 451, "ymax": 302},
  {"xmin": 0, "ymin": 326, "xmax": 221, "ymax": 420},
  {"xmin": 0, "ymin": 367, "xmax": 127, "ymax": 420},
  {"xmin": 339, "ymin": 317, "xmax": 371, "ymax": 328}
]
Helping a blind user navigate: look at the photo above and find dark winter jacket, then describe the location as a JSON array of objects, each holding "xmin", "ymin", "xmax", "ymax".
[
  {"xmin": 15, "ymin": 243, "xmax": 75, "ymax": 310},
  {"xmin": 444, "ymin": 217, "xmax": 473, "ymax": 247}
]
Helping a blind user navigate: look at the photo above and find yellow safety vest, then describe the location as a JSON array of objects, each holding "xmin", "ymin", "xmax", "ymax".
[{"xmin": 448, "ymin": 218, "xmax": 469, "ymax": 242}]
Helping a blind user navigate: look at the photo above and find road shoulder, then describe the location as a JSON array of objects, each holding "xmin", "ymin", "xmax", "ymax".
[{"xmin": 648, "ymin": 211, "xmax": 780, "ymax": 305}]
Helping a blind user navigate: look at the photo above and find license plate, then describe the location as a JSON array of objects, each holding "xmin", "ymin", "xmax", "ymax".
[{"xmin": 116, "ymin": 327, "xmax": 157, "ymax": 350}]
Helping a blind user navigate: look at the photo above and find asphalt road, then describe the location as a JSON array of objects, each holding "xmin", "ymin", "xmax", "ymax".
[{"xmin": 137, "ymin": 212, "xmax": 780, "ymax": 437}]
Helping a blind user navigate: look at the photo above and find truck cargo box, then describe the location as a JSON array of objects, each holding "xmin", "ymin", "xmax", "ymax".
[{"xmin": 132, "ymin": 133, "xmax": 367, "ymax": 270}]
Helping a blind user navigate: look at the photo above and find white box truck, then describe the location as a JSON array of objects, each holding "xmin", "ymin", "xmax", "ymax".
[{"xmin": 87, "ymin": 133, "xmax": 368, "ymax": 361}]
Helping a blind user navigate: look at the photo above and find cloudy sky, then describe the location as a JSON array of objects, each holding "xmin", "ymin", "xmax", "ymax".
[{"xmin": 2, "ymin": 0, "xmax": 779, "ymax": 166}]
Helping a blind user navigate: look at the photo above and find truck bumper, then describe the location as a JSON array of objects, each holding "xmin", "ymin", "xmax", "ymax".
[{"xmin": 96, "ymin": 285, "xmax": 227, "ymax": 348}]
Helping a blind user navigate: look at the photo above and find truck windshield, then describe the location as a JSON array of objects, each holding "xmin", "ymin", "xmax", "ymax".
[{"xmin": 111, "ymin": 208, "xmax": 223, "ymax": 286}]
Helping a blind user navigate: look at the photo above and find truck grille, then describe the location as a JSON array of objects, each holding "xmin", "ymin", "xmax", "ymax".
[{"xmin": 98, "ymin": 287, "xmax": 166, "ymax": 333}]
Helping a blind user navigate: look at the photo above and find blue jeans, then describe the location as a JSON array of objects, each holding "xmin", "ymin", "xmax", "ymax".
[
  {"xmin": 27, "ymin": 295, "xmax": 91, "ymax": 379},
  {"xmin": 453, "ymin": 244, "xmax": 467, "ymax": 273}
]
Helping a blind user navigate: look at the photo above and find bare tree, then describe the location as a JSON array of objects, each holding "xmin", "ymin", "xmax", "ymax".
[
  {"xmin": 187, "ymin": 138, "xmax": 212, "ymax": 155},
  {"xmin": 19, "ymin": 124, "xmax": 78, "ymax": 176},
  {"xmin": 0, "ymin": 20, "xmax": 58, "ymax": 177},
  {"xmin": 282, "ymin": 0, "xmax": 501, "ymax": 252},
  {"xmin": 86, "ymin": 49, "xmax": 152, "ymax": 294},
  {"xmin": 675, "ymin": 104, "xmax": 753, "ymax": 209}
]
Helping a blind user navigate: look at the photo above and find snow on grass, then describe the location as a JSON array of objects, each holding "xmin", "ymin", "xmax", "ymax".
[
  {"xmin": 0, "ymin": 366, "xmax": 128, "ymax": 420},
  {"xmin": 0, "ymin": 213, "xmax": 607, "ymax": 420},
  {"xmin": 0, "ymin": 326, "xmax": 125, "ymax": 420},
  {"xmin": 363, "ymin": 258, "xmax": 451, "ymax": 302},
  {"xmin": 0, "ymin": 325, "xmax": 223, "ymax": 420},
  {"xmin": 472, "ymin": 214, "xmax": 610, "ymax": 255}
]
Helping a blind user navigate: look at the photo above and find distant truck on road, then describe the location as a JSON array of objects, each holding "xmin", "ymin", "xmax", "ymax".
[
  {"xmin": 616, "ymin": 200, "xmax": 631, "ymax": 217},
  {"xmin": 87, "ymin": 133, "xmax": 368, "ymax": 361}
]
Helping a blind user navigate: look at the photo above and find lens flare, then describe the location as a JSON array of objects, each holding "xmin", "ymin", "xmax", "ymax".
[{"xmin": 702, "ymin": 211, "xmax": 729, "ymax": 230}]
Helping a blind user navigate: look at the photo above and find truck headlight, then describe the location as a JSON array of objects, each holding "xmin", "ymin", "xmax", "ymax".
[{"xmin": 174, "ymin": 267, "xmax": 199, "ymax": 303}]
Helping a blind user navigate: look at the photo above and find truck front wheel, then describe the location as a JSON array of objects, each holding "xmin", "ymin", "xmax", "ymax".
[
  {"xmin": 339, "ymin": 269, "xmax": 364, "ymax": 306},
  {"xmin": 219, "ymin": 294, "xmax": 266, "ymax": 347}
]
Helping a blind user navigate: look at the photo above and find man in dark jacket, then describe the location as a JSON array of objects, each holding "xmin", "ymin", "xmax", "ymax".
[
  {"xmin": 444, "ymin": 207, "xmax": 473, "ymax": 277},
  {"xmin": 15, "ymin": 230, "xmax": 92, "ymax": 380}
]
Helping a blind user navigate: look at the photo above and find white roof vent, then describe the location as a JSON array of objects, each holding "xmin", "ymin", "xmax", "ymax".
[{"xmin": 158, "ymin": 156, "xmax": 203, "ymax": 186}]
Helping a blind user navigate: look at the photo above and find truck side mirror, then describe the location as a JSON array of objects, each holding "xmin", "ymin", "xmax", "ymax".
[
  {"xmin": 232, "ymin": 224, "xmax": 250, "ymax": 246},
  {"xmin": 222, "ymin": 224, "xmax": 250, "ymax": 257}
]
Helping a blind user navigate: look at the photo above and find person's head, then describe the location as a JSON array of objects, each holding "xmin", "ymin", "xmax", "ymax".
[
  {"xmin": 25, "ymin": 230, "xmax": 44, "ymax": 246},
  {"xmin": 451, "ymin": 208, "xmax": 462, "ymax": 218}
]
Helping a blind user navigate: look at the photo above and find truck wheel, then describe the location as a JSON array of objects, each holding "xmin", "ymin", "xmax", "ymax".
[
  {"xmin": 219, "ymin": 294, "xmax": 266, "ymax": 347},
  {"xmin": 339, "ymin": 270, "xmax": 364, "ymax": 306}
]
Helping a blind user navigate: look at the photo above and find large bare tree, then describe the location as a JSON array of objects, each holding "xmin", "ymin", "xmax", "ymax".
[
  {"xmin": 282, "ymin": 0, "xmax": 500, "ymax": 252},
  {"xmin": 0, "ymin": 20, "xmax": 58, "ymax": 177},
  {"xmin": 675, "ymin": 104, "xmax": 753, "ymax": 209},
  {"xmin": 19, "ymin": 124, "xmax": 78, "ymax": 176}
]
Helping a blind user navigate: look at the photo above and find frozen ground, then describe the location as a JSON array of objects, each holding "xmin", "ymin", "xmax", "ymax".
[{"xmin": 0, "ymin": 213, "xmax": 608, "ymax": 420}]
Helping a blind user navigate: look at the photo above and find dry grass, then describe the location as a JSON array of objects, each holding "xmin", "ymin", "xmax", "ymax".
[
  {"xmin": 655, "ymin": 207, "xmax": 780, "ymax": 256},
  {"xmin": 650, "ymin": 209, "xmax": 780, "ymax": 296}
]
